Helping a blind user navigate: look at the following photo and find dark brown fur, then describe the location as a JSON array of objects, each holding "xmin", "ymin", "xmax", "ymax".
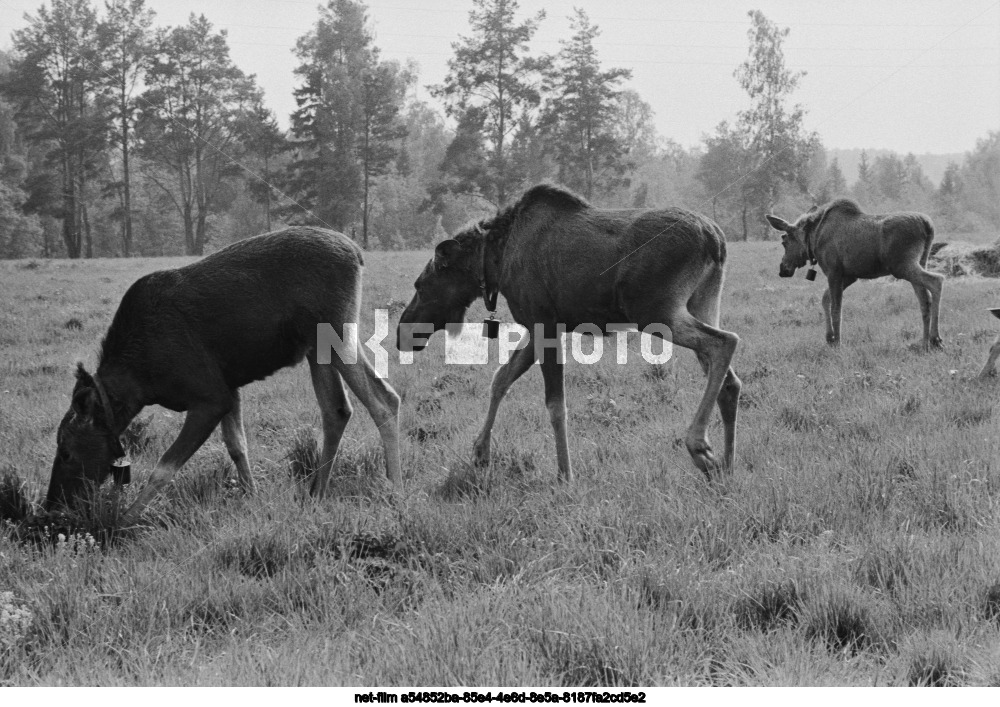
[
  {"xmin": 397, "ymin": 184, "xmax": 741, "ymax": 480},
  {"xmin": 767, "ymin": 199, "xmax": 943, "ymax": 348},
  {"xmin": 48, "ymin": 226, "xmax": 401, "ymax": 518}
]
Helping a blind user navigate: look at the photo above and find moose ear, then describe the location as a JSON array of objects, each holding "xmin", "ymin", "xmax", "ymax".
[
  {"xmin": 765, "ymin": 215, "xmax": 790, "ymax": 232},
  {"xmin": 434, "ymin": 239, "xmax": 462, "ymax": 270},
  {"xmin": 75, "ymin": 362, "xmax": 95, "ymax": 388},
  {"xmin": 71, "ymin": 386, "xmax": 98, "ymax": 422}
]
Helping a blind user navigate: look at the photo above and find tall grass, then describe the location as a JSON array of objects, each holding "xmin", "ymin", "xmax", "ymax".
[{"xmin": 2, "ymin": 245, "xmax": 1000, "ymax": 684}]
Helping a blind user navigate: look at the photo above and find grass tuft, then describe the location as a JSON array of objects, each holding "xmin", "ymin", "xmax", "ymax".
[
  {"xmin": 733, "ymin": 580, "xmax": 801, "ymax": 632},
  {"xmin": 803, "ymin": 587, "xmax": 882, "ymax": 654},
  {"xmin": 286, "ymin": 428, "xmax": 321, "ymax": 482},
  {"xmin": 854, "ymin": 546, "xmax": 911, "ymax": 594},
  {"xmin": 216, "ymin": 532, "xmax": 302, "ymax": 579},
  {"xmin": 535, "ymin": 633, "xmax": 642, "ymax": 687},
  {"xmin": 982, "ymin": 581, "xmax": 1000, "ymax": 623},
  {"xmin": 906, "ymin": 642, "xmax": 965, "ymax": 686},
  {"xmin": 0, "ymin": 468, "xmax": 34, "ymax": 523}
]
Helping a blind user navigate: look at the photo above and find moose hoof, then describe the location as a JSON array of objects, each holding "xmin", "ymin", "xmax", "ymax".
[
  {"xmin": 826, "ymin": 335, "xmax": 840, "ymax": 347},
  {"xmin": 929, "ymin": 336, "xmax": 944, "ymax": 350},
  {"xmin": 687, "ymin": 440, "xmax": 719, "ymax": 480},
  {"xmin": 472, "ymin": 439, "xmax": 490, "ymax": 467}
]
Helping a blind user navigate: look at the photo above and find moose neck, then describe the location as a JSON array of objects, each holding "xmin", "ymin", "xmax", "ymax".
[
  {"xmin": 479, "ymin": 229, "xmax": 510, "ymax": 313},
  {"xmin": 92, "ymin": 367, "xmax": 144, "ymax": 437}
]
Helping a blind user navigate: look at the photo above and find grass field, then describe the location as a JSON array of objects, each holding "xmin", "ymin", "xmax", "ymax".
[{"xmin": 3, "ymin": 240, "xmax": 1000, "ymax": 686}]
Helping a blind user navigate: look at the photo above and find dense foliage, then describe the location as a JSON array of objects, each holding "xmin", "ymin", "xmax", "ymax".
[{"xmin": 0, "ymin": 0, "xmax": 997, "ymax": 258}]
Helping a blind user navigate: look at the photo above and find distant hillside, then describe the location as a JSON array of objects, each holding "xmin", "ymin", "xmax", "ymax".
[{"xmin": 828, "ymin": 148, "xmax": 965, "ymax": 187}]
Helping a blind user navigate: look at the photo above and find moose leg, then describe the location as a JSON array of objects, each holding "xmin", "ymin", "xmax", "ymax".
[
  {"xmin": 821, "ymin": 287, "xmax": 835, "ymax": 344},
  {"xmin": 910, "ymin": 281, "xmax": 933, "ymax": 346},
  {"xmin": 123, "ymin": 405, "xmax": 228, "ymax": 523},
  {"xmin": 979, "ymin": 336, "xmax": 1000, "ymax": 379},
  {"xmin": 473, "ymin": 342, "xmax": 538, "ymax": 466},
  {"xmin": 666, "ymin": 313, "xmax": 739, "ymax": 478},
  {"xmin": 220, "ymin": 391, "xmax": 254, "ymax": 493},
  {"xmin": 690, "ymin": 351, "xmax": 741, "ymax": 472},
  {"xmin": 539, "ymin": 347, "xmax": 572, "ymax": 482},
  {"xmin": 919, "ymin": 270, "xmax": 944, "ymax": 348},
  {"xmin": 826, "ymin": 277, "xmax": 846, "ymax": 345},
  {"xmin": 330, "ymin": 349, "xmax": 402, "ymax": 486},
  {"xmin": 687, "ymin": 275, "xmax": 742, "ymax": 471},
  {"xmin": 307, "ymin": 358, "xmax": 353, "ymax": 497}
]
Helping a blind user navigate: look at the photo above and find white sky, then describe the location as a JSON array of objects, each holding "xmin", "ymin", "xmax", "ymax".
[{"xmin": 2, "ymin": 0, "xmax": 999, "ymax": 154}]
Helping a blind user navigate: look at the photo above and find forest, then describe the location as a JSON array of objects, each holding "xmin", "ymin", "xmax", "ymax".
[{"xmin": 0, "ymin": 0, "xmax": 997, "ymax": 259}]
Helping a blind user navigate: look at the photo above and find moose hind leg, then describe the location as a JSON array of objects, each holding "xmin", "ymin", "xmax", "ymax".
[
  {"xmin": 910, "ymin": 281, "xmax": 932, "ymax": 346},
  {"xmin": 922, "ymin": 269, "xmax": 944, "ymax": 347},
  {"xmin": 666, "ymin": 313, "xmax": 739, "ymax": 478},
  {"xmin": 693, "ymin": 352, "xmax": 742, "ymax": 472},
  {"xmin": 687, "ymin": 274, "xmax": 741, "ymax": 471},
  {"xmin": 220, "ymin": 390, "xmax": 254, "ymax": 493},
  {"xmin": 331, "ymin": 348, "xmax": 402, "ymax": 485},
  {"xmin": 307, "ymin": 358, "xmax": 353, "ymax": 497}
]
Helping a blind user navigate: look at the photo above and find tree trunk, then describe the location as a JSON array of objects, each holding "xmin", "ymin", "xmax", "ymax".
[
  {"xmin": 362, "ymin": 118, "xmax": 370, "ymax": 250},
  {"xmin": 740, "ymin": 199, "xmax": 749, "ymax": 242},
  {"xmin": 264, "ymin": 153, "xmax": 272, "ymax": 232},
  {"xmin": 183, "ymin": 202, "xmax": 195, "ymax": 255},
  {"xmin": 195, "ymin": 205, "xmax": 208, "ymax": 255},
  {"xmin": 121, "ymin": 103, "xmax": 134, "ymax": 256},
  {"xmin": 82, "ymin": 200, "xmax": 93, "ymax": 258},
  {"xmin": 62, "ymin": 153, "xmax": 81, "ymax": 258}
]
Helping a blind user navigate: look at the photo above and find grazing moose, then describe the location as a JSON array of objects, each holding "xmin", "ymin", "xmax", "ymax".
[
  {"xmin": 47, "ymin": 227, "xmax": 401, "ymax": 521},
  {"xmin": 766, "ymin": 199, "xmax": 943, "ymax": 349},
  {"xmin": 978, "ymin": 309, "xmax": 1000, "ymax": 379},
  {"xmin": 397, "ymin": 184, "xmax": 741, "ymax": 481}
]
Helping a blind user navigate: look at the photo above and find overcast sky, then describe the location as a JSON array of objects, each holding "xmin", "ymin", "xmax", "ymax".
[{"xmin": 2, "ymin": 0, "xmax": 998, "ymax": 154}]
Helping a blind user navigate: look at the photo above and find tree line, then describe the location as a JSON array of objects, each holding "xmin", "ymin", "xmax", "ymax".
[{"xmin": 0, "ymin": 0, "xmax": 997, "ymax": 259}]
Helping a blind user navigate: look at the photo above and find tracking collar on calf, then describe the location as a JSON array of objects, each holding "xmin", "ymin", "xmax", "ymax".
[
  {"xmin": 476, "ymin": 222, "xmax": 500, "ymax": 313},
  {"xmin": 803, "ymin": 227, "xmax": 818, "ymax": 281},
  {"xmin": 92, "ymin": 374, "xmax": 131, "ymax": 477},
  {"xmin": 804, "ymin": 228, "xmax": 817, "ymax": 267}
]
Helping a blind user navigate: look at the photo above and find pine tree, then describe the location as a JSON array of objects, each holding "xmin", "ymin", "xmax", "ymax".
[
  {"xmin": 697, "ymin": 11, "xmax": 815, "ymax": 239},
  {"xmin": 285, "ymin": 0, "xmax": 408, "ymax": 241},
  {"xmin": 539, "ymin": 9, "xmax": 631, "ymax": 200},
  {"xmin": 98, "ymin": 0, "xmax": 154, "ymax": 256},
  {"xmin": 5, "ymin": 0, "xmax": 109, "ymax": 257},
  {"xmin": 433, "ymin": 0, "xmax": 547, "ymax": 207},
  {"xmin": 137, "ymin": 14, "xmax": 261, "ymax": 255}
]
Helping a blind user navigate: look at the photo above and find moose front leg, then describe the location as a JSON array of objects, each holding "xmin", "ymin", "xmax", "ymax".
[
  {"xmin": 821, "ymin": 286, "xmax": 836, "ymax": 345},
  {"xmin": 472, "ymin": 342, "xmax": 537, "ymax": 466},
  {"xmin": 539, "ymin": 348, "xmax": 572, "ymax": 483},
  {"xmin": 122, "ymin": 405, "xmax": 227, "ymax": 524},
  {"xmin": 824, "ymin": 276, "xmax": 855, "ymax": 346}
]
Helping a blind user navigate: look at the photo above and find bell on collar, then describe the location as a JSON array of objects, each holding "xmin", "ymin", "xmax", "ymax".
[
  {"xmin": 805, "ymin": 268, "xmax": 817, "ymax": 281},
  {"xmin": 111, "ymin": 456, "xmax": 132, "ymax": 485},
  {"xmin": 482, "ymin": 314, "xmax": 499, "ymax": 339}
]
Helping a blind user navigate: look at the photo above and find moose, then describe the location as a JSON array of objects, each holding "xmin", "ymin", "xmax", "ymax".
[
  {"xmin": 47, "ymin": 226, "xmax": 401, "ymax": 521},
  {"xmin": 397, "ymin": 184, "xmax": 742, "ymax": 481},
  {"xmin": 978, "ymin": 309, "xmax": 1000, "ymax": 379},
  {"xmin": 766, "ymin": 198, "xmax": 943, "ymax": 349}
]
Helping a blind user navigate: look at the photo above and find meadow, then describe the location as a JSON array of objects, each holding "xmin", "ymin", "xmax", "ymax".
[{"xmin": 3, "ymin": 239, "xmax": 1000, "ymax": 686}]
